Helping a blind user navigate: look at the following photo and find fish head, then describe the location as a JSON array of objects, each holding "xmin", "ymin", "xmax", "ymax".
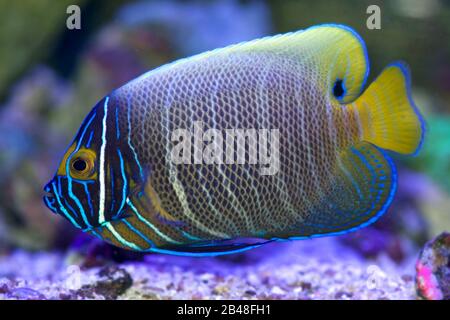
[{"xmin": 43, "ymin": 97, "xmax": 133, "ymax": 231}]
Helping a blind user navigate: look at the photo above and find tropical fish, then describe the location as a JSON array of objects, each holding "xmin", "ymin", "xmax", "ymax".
[{"xmin": 43, "ymin": 24, "xmax": 425, "ymax": 256}]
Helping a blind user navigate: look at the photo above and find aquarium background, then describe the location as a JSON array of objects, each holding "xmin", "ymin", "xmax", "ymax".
[{"xmin": 0, "ymin": 0, "xmax": 449, "ymax": 300}]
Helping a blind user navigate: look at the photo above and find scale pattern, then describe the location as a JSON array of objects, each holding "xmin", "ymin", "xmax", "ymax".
[{"xmin": 114, "ymin": 47, "xmax": 357, "ymax": 242}]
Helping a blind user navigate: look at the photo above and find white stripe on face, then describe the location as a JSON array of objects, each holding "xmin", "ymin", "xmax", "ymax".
[{"xmin": 98, "ymin": 96, "xmax": 109, "ymax": 224}]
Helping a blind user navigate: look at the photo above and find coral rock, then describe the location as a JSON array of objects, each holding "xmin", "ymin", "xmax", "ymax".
[{"xmin": 416, "ymin": 232, "xmax": 450, "ymax": 300}]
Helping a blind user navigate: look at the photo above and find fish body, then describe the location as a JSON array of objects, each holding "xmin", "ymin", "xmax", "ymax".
[{"xmin": 43, "ymin": 24, "xmax": 425, "ymax": 256}]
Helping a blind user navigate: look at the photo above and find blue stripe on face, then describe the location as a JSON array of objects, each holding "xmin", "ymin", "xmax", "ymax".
[
  {"xmin": 83, "ymin": 183, "xmax": 94, "ymax": 218},
  {"xmin": 75, "ymin": 112, "xmax": 97, "ymax": 150},
  {"xmin": 43, "ymin": 194, "xmax": 57, "ymax": 213},
  {"xmin": 57, "ymin": 176, "xmax": 79, "ymax": 218},
  {"xmin": 52, "ymin": 181, "xmax": 81, "ymax": 229},
  {"xmin": 66, "ymin": 159, "xmax": 92, "ymax": 228},
  {"xmin": 64, "ymin": 110, "xmax": 98, "ymax": 229},
  {"xmin": 86, "ymin": 130, "xmax": 94, "ymax": 148}
]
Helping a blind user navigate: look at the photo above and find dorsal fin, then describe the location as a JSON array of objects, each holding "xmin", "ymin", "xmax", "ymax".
[{"xmin": 132, "ymin": 24, "xmax": 369, "ymax": 104}]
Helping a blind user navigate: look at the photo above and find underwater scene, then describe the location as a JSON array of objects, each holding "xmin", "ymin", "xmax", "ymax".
[{"xmin": 0, "ymin": 0, "xmax": 449, "ymax": 302}]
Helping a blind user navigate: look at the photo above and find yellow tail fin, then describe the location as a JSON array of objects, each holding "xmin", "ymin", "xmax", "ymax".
[{"xmin": 350, "ymin": 62, "xmax": 425, "ymax": 155}]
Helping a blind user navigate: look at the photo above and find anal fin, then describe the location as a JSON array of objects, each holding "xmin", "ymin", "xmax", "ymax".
[
  {"xmin": 294, "ymin": 141, "xmax": 397, "ymax": 238},
  {"xmin": 150, "ymin": 238, "xmax": 273, "ymax": 257}
]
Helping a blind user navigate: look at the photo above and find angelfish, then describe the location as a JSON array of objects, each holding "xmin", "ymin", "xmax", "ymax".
[{"xmin": 43, "ymin": 24, "xmax": 425, "ymax": 256}]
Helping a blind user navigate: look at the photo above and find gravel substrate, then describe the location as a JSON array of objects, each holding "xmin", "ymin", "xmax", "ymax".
[{"xmin": 0, "ymin": 237, "xmax": 417, "ymax": 300}]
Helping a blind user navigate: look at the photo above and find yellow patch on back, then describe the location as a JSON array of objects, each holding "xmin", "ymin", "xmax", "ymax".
[
  {"xmin": 226, "ymin": 25, "xmax": 369, "ymax": 103},
  {"xmin": 163, "ymin": 24, "xmax": 369, "ymax": 104}
]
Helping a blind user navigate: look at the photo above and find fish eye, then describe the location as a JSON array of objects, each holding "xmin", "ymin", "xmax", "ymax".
[
  {"xmin": 72, "ymin": 159, "xmax": 87, "ymax": 171},
  {"xmin": 69, "ymin": 150, "xmax": 96, "ymax": 179},
  {"xmin": 333, "ymin": 79, "xmax": 345, "ymax": 99}
]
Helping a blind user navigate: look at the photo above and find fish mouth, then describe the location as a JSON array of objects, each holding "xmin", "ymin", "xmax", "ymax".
[
  {"xmin": 43, "ymin": 188, "xmax": 54, "ymax": 198},
  {"xmin": 43, "ymin": 182, "xmax": 58, "ymax": 214}
]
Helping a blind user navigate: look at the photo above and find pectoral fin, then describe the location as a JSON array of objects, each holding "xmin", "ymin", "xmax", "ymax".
[{"xmin": 129, "ymin": 178, "xmax": 182, "ymax": 227}]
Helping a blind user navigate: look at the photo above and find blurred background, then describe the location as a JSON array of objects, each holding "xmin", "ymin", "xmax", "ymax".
[{"xmin": 0, "ymin": 0, "xmax": 449, "ymax": 278}]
